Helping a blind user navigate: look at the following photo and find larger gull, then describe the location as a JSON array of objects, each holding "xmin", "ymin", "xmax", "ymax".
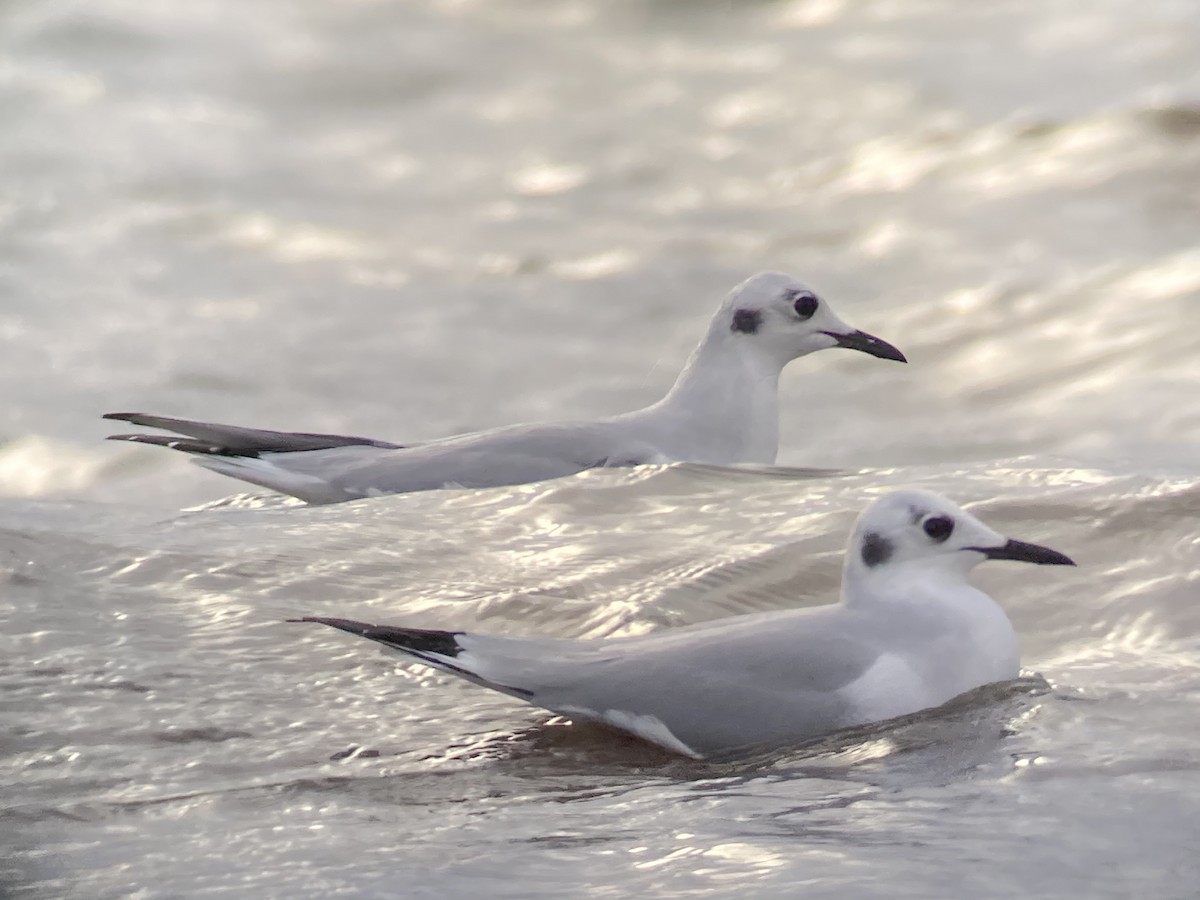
[
  {"xmin": 105, "ymin": 272, "xmax": 905, "ymax": 504},
  {"xmin": 290, "ymin": 489, "xmax": 1075, "ymax": 759}
]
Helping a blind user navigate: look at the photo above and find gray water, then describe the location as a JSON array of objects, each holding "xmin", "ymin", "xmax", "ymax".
[{"xmin": 3, "ymin": 1, "xmax": 1200, "ymax": 897}]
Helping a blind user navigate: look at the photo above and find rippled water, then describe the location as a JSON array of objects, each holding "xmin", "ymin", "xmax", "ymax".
[{"xmin": 3, "ymin": 1, "xmax": 1199, "ymax": 897}]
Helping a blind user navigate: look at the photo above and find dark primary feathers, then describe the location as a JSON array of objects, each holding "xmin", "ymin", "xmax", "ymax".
[
  {"xmin": 285, "ymin": 616, "xmax": 535, "ymax": 694},
  {"xmin": 290, "ymin": 616, "xmax": 464, "ymax": 658},
  {"xmin": 103, "ymin": 412, "xmax": 404, "ymax": 457}
]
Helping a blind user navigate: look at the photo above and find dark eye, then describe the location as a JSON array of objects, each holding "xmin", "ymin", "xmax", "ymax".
[
  {"xmin": 791, "ymin": 292, "xmax": 819, "ymax": 319},
  {"xmin": 923, "ymin": 515, "xmax": 954, "ymax": 543}
]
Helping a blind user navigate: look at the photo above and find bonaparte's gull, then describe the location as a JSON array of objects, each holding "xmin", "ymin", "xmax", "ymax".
[
  {"xmin": 290, "ymin": 490, "xmax": 1075, "ymax": 759},
  {"xmin": 104, "ymin": 272, "xmax": 904, "ymax": 504}
]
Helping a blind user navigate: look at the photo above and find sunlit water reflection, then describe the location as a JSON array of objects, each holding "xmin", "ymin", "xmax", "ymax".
[{"xmin": 3, "ymin": 0, "xmax": 1199, "ymax": 897}]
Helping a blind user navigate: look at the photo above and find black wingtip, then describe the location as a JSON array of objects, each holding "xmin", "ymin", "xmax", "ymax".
[
  {"xmin": 289, "ymin": 616, "xmax": 465, "ymax": 658},
  {"xmin": 103, "ymin": 433, "xmax": 256, "ymax": 457},
  {"xmin": 288, "ymin": 615, "xmax": 374, "ymax": 634},
  {"xmin": 103, "ymin": 412, "xmax": 142, "ymax": 422}
]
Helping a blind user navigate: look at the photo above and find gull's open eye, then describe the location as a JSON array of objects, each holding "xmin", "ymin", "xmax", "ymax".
[
  {"xmin": 923, "ymin": 515, "xmax": 954, "ymax": 543},
  {"xmin": 788, "ymin": 291, "xmax": 819, "ymax": 320}
]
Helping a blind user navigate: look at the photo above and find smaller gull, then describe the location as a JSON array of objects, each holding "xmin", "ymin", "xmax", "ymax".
[
  {"xmin": 290, "ymin": 490, "xmax": 1076, "ymax": 759},
  {"xmin": 104, "ymin": 272, "xmax": 904, "ymax": 504}
]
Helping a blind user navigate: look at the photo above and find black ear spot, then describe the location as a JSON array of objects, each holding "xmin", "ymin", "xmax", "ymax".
[
  {"xmin": 861, "ymin": 532, "xmax": 893, "ymax": 568},
  {"xmin": 731, "ymin": 308, "xmax": 762, "ymax": 334},
  {"xmin": 923, "ymin": 516, "xmax": 954, "ymax": 543}
]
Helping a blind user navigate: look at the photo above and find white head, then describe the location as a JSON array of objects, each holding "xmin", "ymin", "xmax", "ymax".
[
  {"xmin": 843, "ymin": 489, "xmax": 1076, "ymax": 592},
  {"xmin": 716, "ymin": 272, "xmax": 906, "ymax": 367}
]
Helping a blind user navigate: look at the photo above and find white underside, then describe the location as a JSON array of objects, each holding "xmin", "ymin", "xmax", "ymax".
[
  {"xmin": 842, "ymin": 653, "xmax": 932, "ymax": 723},
  {"xmin": 557, "ymin": 705, "xmax": 701, "ymax": 758},
  {"xmin": 193, "ymin": 456, "xmax": 337, "ymax": 502}
]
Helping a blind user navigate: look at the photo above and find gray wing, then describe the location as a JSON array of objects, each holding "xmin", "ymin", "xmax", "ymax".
[
  {"xmin": 294, "ymin": 606, "xmax": 883, "ymax": 758},
  {"xmin": 103, "ymin": 412, "xmax": 405, "ymax": 453},
  {"xmin": 105, "ymin": 413, "xmax": 667, "ymax": 503},
  {"xmin": 199, "ymin": 422, "xmax": 668, "ymax": 503},
  {"xmin": 528, "ymin": 607, "xmax": 884, "ymax": 757}
]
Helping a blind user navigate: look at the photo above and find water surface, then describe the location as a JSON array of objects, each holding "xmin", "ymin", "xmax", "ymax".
[{"xmin": 2, "ymin": 1, "xmax": 1199, "ymax": 897}]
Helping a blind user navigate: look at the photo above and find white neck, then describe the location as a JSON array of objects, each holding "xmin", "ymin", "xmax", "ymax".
[
  {"xmin": 619, "ymin": 324, "xmax": 786, "ymax": 465},
  {"xmin": 842, "ymin": 557, "xmax": 998, "ymax": 615},
  {"xmin": 841, "ymin": 562, "xmax": 1020, "ymax": 692}
]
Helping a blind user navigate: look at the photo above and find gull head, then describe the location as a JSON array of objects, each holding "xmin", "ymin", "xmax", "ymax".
[
  {"xmin": 721, "ymin": 272, "xmax": 906, "ymax": 365},
  {"xmin": 845, "ymin": 489, "xmax": 1076, "ymax": 584}
]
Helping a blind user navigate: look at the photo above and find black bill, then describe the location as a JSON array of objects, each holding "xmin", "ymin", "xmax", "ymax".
[
  {"xmin": 822, "ymin": 330, "xmax": 907, "ymax": 363},
  {"xmin": 971, "ymin": 539, "xmax": 1076, "ymax": 567}
]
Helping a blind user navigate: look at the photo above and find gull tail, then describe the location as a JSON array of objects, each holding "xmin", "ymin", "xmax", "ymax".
[
  {"xmin": 291, "ymin": 615, "xmax": 704, "ymax": 758},
  {"xmin": 289, "ymin": 616, "xmax": 535, "ymax": 699},
  {"xmin": 104, "ymin": 412, "xmax": 407, "ymax": 502},
  {"xmin": 103, "ymin": 412, "xmax": 404, "ymax": 457}
]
